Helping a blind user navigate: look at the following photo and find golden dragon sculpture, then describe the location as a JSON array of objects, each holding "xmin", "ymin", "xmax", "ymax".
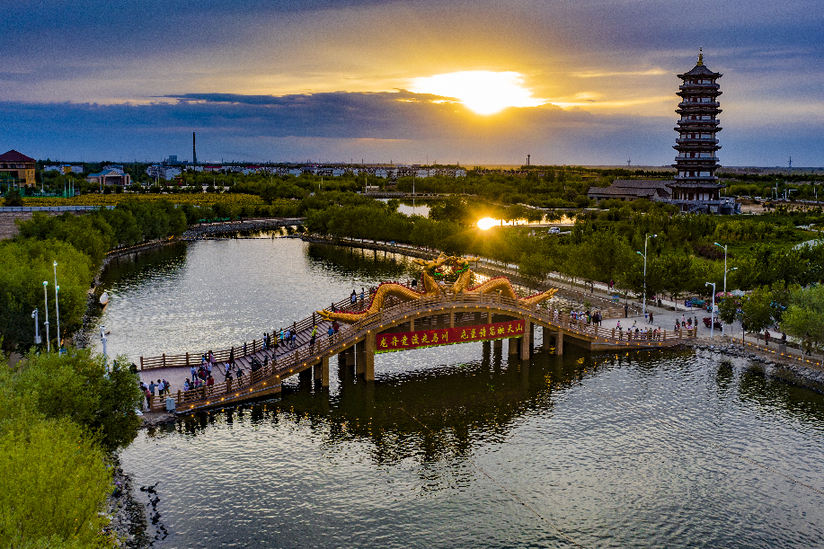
[{"xmin": 318, "ymin": 254, "xmax": 557, "ymax": 324}]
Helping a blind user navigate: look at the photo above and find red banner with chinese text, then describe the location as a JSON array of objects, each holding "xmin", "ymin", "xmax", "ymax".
[{"xmin": 376, "ymin": 319, "xmax": 525, "ymax": 354}]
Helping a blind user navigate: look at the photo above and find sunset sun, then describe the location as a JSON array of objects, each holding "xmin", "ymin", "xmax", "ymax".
[{"xmin": 410, "ymin": 71, "xmax": 544, "ymax": 115}]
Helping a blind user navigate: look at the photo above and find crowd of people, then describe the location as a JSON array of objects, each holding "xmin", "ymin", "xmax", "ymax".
[{"xmin": 139, "ymin": 378, "xmax": 170, "ymax": 409}]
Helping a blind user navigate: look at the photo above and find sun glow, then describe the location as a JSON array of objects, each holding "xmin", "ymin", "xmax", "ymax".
[
  {"xmin": 477, "ymin": 217, "xmax": 499, "ymax": 230},
  {"xmin": 410, "ymin": 71, "xmax": 544, "ymax": 115}
]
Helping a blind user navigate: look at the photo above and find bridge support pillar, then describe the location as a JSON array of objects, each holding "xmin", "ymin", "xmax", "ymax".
[
  {"xmin": 520, "ymin": 320, "xmax": 531, "ymax": 360},
  {"xmin": 364, "ymin": 332, "xmax": 375, "ymax": 382},
  {"xmin": 508, "ymin": 338, "xmax": 519, "ymax": 356},
  {"xmin": 299, "ymin": 367, "xmax": 313, "ymax": 387},
  {"xmin": 314, "ymin": 356, "xmax": 329, "ymax": 387},
  {"xmin": 555, "ymin": 330, "xmax": 564, "ymax": 355},
  {"xmin": 449, "ymin": 311, "xmax": 454, "ymax": 328},
  {"xmin": 494, "ymin": 338, "xmax": 502, "ymax": 351},
  {"xmin": 409, "ymin": 318, "xmax": 414, "ymax": 332},
  {"xmin": 356, "ymin": 341, "xmax": 366, "ymax": 377}
]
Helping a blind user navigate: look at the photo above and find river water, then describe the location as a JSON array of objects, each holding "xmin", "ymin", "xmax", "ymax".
[{"xmin": 104, "ymin": 238, "xmax": 824, "ymax": 548}]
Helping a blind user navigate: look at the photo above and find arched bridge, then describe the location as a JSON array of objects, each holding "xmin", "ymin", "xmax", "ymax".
[{"xmin": 141, "ymin": 292, "xmax": 695, "ymax": 414}]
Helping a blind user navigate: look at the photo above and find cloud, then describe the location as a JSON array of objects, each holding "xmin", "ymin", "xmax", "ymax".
[{"xmin": 0, "ymin": 91, "xmax": 676, "ymax": 165}]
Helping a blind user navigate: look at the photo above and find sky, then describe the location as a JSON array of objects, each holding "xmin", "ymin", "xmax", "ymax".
[{"xmin": 2, "ymin": 0, "xmax": 823, "ymax": 167}]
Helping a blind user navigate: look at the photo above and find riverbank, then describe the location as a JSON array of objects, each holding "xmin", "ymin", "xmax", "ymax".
[{"xmin": 683, "ymin": 337, "xmax": 824, "ymax": 390}]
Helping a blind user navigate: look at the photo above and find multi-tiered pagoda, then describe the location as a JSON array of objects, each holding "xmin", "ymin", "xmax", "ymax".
[{"xmin": 669, "ymin": 50, "xmax": 733, "ymax": 213}]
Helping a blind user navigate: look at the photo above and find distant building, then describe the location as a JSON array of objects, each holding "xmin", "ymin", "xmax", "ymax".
[
  {"xmin": 87, "ymin": 167, "xmax": 131, "ymax": 186},
  {"xmin": 146, "ymin": 165, "xmax": 181, "ymax": 181},
  {"xmin": 45, "ymin": 164, "xmax": 84, "ymax": 174},
  {"xmin": 588, "ymin": 180, "xmax": 672, "ymax": 202},
  {"xmin": 670, "ymin": 50, "xmax": 734, "ymax": 213},
  {"xmin": 588, "ymin": 51, "xmax": 738, "ymax": 214},
  {"xmin": 0, "ymin": 150, "xmax": 36, "ymax": 187}
]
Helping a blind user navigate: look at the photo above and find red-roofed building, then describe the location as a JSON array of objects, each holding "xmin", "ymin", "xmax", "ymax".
[{"xmin": 0, "ymin": 150, "xmax": 36, "ymax": 187}]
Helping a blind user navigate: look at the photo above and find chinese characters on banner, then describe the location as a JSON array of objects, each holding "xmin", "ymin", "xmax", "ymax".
[{"xmin": 376, "ymin": 319, "xmax": 525, "ymax": 354}]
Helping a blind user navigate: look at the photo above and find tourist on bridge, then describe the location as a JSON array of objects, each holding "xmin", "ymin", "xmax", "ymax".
[
  {"xmin": 351, "ymin": 290, "xmax": 357, "ymax": 304},
  {"xmin": 310, "ymin": 325, "xmax": 318, "ymax": 346},
  {"xmin": 328, "ymin": 326, "xmax": 334, "ymax": 340}
]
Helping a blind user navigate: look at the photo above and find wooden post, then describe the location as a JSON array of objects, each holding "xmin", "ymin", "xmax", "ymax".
[
  {"xmin": 186, "ymin": 352, "xmax": 189, "ymax": 367},
  {"xmin": 555, "ymin": 330, "xmax": 564, "ymax": 355},
  {"xmin": 140, "ymin": 356, "xmax": 144, "ymax": 370},
  {"xmin": 162, "ymin": 353, "xmax": 166, "ymax": 367}
]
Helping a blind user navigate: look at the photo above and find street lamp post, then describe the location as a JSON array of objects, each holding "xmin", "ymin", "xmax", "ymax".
[
  {"xmin": 53, "ymin": 261, "xmax": 60, "ymax": 351},
  {"xmin": 713, "ymin": 242, "xmax": 739, "ymax": 337},
  {"xmin": 636, "ymin": 233, "xmax": 657, "ymax": 318},
  {"xmin": 43, "ymin": 281, "xmax": 50, "ymax": 352},
  {"xmin": 705, "ymin": 282, "xmax": 716, "ymax": 340},
  {"xmin": 100, "ymin": 325, "xmax": 108, "ymax": 368},
  {"xmin": 32, "ymin": 309, "xmax": 41, "ymax": 345}
]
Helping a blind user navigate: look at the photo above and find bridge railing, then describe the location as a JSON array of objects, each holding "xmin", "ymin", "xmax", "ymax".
[
  {"xmin": 154, "ymin": 293, "xmax": 695, "ymax": 412},
  {"xmin": 142, "ymin": 291, "xmax": 694, "ymax": 370},
  {"xmin": 139, "ymin": 292, "xmax": 368, "ymax": 370}
]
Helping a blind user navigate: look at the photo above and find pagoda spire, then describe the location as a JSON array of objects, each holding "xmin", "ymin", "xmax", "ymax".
[{"xmin": 697, "ymin": 47, "xmax": 704, "ymax": 66}]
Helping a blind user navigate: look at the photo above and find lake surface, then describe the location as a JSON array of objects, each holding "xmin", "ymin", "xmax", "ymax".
[{"xmin": 108, "ymin": 238, "xmax": 824, "ymax": 548}]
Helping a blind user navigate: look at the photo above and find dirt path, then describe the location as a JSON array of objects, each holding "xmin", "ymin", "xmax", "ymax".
[{"xmin": 0, "ymin": 211, "xmax": 33, "ymax": 239}]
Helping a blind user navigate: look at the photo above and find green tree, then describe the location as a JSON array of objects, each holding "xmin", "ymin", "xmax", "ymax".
[
  {"xmin": 0, "ymin": 238, "xmax": 93, "ymax": 351},
  {"xmin": 4, "ymin": 188, "xmax": 23, "ymax": 207},
  {"xmin": 0, "ymin": 416, "xmax": 114, "ymax": 549},
  {"xmin": 9, "ymin": 350, "xmax": 143, "ymax": 451},
  {"xmin": 740, "ymin": 286, "xmax": 775, "ymax": 336},
  {"xmin": 780, "ymin": 284, "xmax": 824, "ymax": 353}
]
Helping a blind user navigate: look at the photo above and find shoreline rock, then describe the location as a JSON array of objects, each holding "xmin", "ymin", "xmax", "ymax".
[
  {"xmin": 682, "ymin": 337, "xmax": 824, "ymax": 390},
  {"xmin": 104, "ymin": 460, "xmax": 151, "ymax": 548}
]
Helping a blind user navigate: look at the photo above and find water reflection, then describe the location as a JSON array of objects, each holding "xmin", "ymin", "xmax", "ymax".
[
  {"xmin": 306, "ymin": 244, "xmax": 416, "ymax": 282},
  {"xmin": 110, "ymin": 240, "xmax": 824, "ymax": 549}
]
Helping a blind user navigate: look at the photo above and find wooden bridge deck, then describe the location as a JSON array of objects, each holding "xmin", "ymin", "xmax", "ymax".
[{"xmin": 142, "ymin": 291, "xmax": 694, "ymax": 414}]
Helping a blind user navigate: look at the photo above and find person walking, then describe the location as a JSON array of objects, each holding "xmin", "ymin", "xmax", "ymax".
[
  {"xmin": 765, "ymin": 330, "xmax": 771, "ymax": 347},
  {"xmin": 310, "ymin": 325, "xmax": 318, "ymax": 346}
]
